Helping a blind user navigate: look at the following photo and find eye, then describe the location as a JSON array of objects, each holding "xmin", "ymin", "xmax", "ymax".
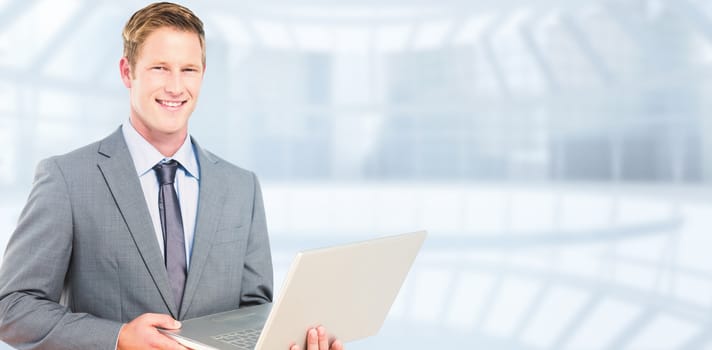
[{"xmin": 152, "ymin": 66, "xmax": 166, "ymax": 71}]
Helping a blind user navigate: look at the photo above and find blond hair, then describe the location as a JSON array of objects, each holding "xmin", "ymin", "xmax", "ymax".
[{"xmin": 122, "ymin": 2, "xmax": 205, "ymax": 75}]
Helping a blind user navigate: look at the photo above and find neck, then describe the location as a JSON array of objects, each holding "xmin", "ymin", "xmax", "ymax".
[
  {"xmin": 129, "ymin": 119, "xmax": 186, "ymax": 157},
  {"xmin": 149, "ymin": 137, "xmax": 185, "ymax": 158}
]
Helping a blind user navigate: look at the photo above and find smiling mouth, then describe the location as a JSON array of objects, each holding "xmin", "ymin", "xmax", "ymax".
[{"xmin": 156, "ymin": 99, "xmax": 187, "ymax": 108}]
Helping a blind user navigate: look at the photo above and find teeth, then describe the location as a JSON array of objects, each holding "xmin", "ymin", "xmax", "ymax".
[{"xmin": 160, "ymin": 100, "xmax": 182, "ymax": 108}]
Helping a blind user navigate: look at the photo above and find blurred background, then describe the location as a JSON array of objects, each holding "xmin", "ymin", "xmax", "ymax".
[{"xmin": 2, "ymin": 0, "xmax": 712, "ymax": 348}]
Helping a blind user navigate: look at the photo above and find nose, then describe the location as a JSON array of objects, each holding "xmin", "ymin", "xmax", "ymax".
[{"xmin": 164, "ymin": 72, "xmax": 184, "ymax": 95}]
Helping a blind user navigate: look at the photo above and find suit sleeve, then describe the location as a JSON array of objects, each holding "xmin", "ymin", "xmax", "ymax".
[
  {"xmin": 239, "ymin": 173, "xmax": 274, "ymax": 306},
  {"xmin": 0, "ymin": 158, "xmax": 123, "ymax": 350}
]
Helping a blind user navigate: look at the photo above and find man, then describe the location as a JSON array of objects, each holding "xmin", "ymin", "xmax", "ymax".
[{"xmin": 0, "ymin": 3, "xmax": 342, "ymax": 350}]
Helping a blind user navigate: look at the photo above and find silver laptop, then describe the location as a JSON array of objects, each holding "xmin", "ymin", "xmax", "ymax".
[{"xmin": 160, "ymin": 230, "xmax": 427, "ymax": 350}]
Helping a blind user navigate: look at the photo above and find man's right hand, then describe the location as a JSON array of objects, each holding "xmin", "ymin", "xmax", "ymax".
[{"xmin": 117, "ymin": 313, "xmax": 188, "ymax": 350}]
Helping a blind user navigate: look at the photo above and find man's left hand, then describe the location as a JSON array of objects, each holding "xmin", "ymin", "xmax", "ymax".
[{"xmin": 289, "ymin": 326, "xmax": 343, "ymax": 350}]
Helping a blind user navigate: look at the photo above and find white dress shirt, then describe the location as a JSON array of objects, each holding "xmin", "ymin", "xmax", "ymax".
[{"xmin": 121, "ymin": 122, "xmax": 200, "ymax": 267}]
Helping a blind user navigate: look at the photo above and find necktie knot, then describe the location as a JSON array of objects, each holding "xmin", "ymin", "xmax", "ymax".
[{"xmin": 154, "ymin": 160, "xmax": 179, "ymax": 185}]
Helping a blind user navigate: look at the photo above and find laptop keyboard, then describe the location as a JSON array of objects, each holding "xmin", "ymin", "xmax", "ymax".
[{"xmin": 212, "ymin": 328, "xmax": 262, "ymax": 350}]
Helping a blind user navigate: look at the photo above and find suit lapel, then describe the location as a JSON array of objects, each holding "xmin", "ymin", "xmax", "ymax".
[
  {"xmin": 179, "ymin": 139, "xmax": 225, "ymax": 319},
  {"xmin": 96, "ymin": 128, "xmax": 179, "ymax": 317}
]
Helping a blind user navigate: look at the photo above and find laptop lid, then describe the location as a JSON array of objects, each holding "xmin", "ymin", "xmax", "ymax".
[{"xmin": 256, "ymin": 230, "xmax": 427, "ymax": 349}]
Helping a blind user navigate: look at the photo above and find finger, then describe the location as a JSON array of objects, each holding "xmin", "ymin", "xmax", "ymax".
[
  {"xmin": 160, "ymin": 318, "xmax": 182, "ymax": 330},
  {"xmin": 137, "ymin": 314, "xmax": 184, "ymax": 348},
  {"xmin": 119, "ymin": 314, "xmax": 186, "ymax": 350},
  {"xmin": 307, "ymin": 328, "xmax": 318, "ymax": 350},
  {"xmin": 330, "ymin": 339, "xmax": 343, "ymax": 350},
  {"xmin": 141, "ymin": 313, "xmax": 182, "ymax": 330},
  {"xmin": 290, "ymin": 345, "xmax": 300, "ymax": 350},
  {"xmin": 317, "ymin": 326, "xmax": 328, "ymax": 350}
]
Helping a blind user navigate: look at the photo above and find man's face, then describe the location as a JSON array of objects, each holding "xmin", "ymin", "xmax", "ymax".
[{"xmin": 120, "ymin": 27, "xmax": 205, "ymax": 142}]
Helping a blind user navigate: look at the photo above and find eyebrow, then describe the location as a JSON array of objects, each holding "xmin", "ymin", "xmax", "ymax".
[
  {"xmin": 147, "ymin": 61, "xmax": 202, "ymax": 69},
  {"xmin": 182, "ymin": 63, "xmax": 202, "ymax": 69}
]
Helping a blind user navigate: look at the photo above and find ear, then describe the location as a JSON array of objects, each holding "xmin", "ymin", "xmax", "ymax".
[{"xmin": 119, "ymin": 57, "xmax": 132, "ymax": 88}]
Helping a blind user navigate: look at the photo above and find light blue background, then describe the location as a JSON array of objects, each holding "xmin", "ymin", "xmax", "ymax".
[{"xmin": 2, "ymin": 0, "xmax": 712, "ymax": 349}]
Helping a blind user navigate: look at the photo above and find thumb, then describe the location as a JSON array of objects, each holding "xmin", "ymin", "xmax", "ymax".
[{"xmin": 144, "ymin": 313, "xmax": 182, "ymax": 330}]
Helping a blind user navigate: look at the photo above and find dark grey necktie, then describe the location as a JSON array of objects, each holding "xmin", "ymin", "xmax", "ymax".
[{"xmin": 153, "ymin": 160, "xmax": 187, "ymax": 309}]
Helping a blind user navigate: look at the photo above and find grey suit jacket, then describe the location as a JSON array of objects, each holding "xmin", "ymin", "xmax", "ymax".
[{"xmin": 0, "ymin": 128, "xmax": 273, "ymax": 349}]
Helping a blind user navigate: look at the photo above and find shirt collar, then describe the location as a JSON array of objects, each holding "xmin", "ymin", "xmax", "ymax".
[{"xmin": 121, "ymin": 121, "xmax": 200, "ymax": 180}]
